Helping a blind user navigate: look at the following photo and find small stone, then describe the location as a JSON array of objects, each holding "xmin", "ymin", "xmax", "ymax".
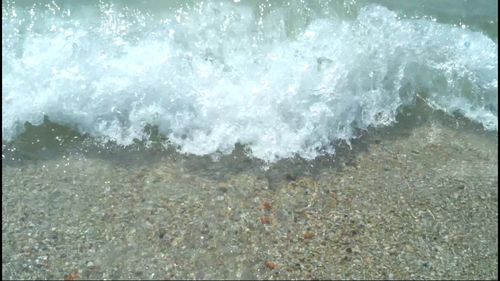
[
  {"xmin": 158, "ymin": 229, "xmax": 167, "ymax": 239},
  {"xmin": 265, "ymin": 261, "xmax": 278, "ymax": 270},
  {"xmin": 64, "ymin": 272, "xmax": 79, "ymax": 281},
  {"xmin": 423, "ymin": 261, "xmax": 432, "ymax": 269},
  {"xmin": 303, "ymin": 232, "xmax": 315, "ymax": 239},
  {"xmin": 260, "ymin": 216, "xmax": 271, "ymax": 224},
  {"xmin": 262, "ymin": 201, "xmax": 272, "ymax": 211}
]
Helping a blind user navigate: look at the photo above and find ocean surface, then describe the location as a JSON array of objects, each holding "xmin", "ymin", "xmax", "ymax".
[{"xmin": 2, "ymin": 0, "xmax": 498, "ymax": 161}]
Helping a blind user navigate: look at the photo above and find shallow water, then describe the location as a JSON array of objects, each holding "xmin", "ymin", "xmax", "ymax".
[
  {"xmin": 2, "ymin": 0, "xmax": 498, "ymax": 279},
  {"xmin": 2, "ymin": 117, "xmax": 498, "ymax": 280}
]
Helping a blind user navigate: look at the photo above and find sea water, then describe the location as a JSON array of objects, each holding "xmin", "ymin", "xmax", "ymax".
[
  {"xmin": 2, "ymin": 1, "xmax": 498, "ymax": 279},
  {"xmin": 2, "ymin": 0, "xmax": 498, "ymax": 162}
]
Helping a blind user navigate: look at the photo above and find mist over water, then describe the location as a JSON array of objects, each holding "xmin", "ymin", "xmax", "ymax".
[{"xmin": 2, "ymin": 0, "xmax": 498, "ymax": 162}]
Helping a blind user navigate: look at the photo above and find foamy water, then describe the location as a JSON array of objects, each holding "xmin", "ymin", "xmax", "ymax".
[{"xmin": 2, "ymin": 0, "xmax": 498, "ymax": 162}]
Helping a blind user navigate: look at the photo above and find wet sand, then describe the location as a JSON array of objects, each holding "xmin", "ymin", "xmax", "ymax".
[{"xmin": 2, "ymin": 118, "xmax": 498, "ymax": 280}]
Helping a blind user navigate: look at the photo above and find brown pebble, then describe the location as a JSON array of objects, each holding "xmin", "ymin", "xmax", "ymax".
[
  {"xmin": 260, "ymin": 216, "xmax": 271, "ymax": 224},
  {"xmin": 262, "ymin": 201, "xmax": 272, "ymax": 211},
  {"xmin": 303, "ymin": 231, "xmax": 316, "ymax": 239},
  {"xmin": 265, "ymin": 261, "xmax": 278, "ymax": 270},
  {"xmin": 64, "ymin": 272, "xmax": 79, "ymax": 281}
]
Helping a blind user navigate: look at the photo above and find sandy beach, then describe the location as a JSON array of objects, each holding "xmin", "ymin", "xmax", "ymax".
[{"xmin": 2, "ymin": 115, "xmax": 498, "ymax": 280}]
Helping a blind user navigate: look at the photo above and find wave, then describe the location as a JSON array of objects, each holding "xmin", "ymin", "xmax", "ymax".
[{"xmin": 2, "ymin": 1, "xmax": 497, "ymax": 162}]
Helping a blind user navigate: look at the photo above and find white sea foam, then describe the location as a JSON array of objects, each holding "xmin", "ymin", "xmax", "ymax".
[{"xmin": 2, "ymin": 1, "xmax": 497, "ymax": 161}]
